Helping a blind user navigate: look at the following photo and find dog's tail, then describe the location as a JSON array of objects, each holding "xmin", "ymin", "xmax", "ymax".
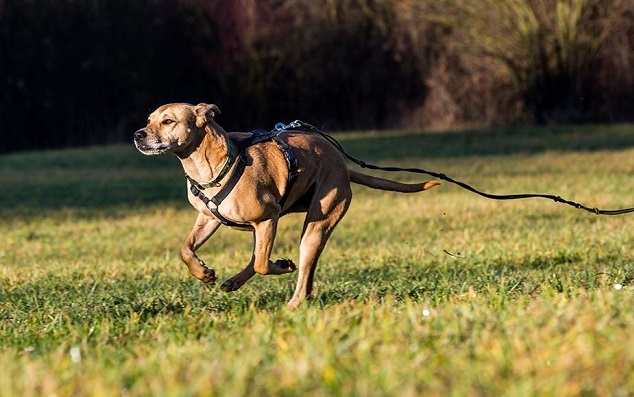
[{"xmin": 349, "ymin": 170, "xmax": 440, "ymax": 193}]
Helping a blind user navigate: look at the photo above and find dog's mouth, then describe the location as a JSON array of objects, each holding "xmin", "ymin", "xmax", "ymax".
[
  {"xmin": 134, "ymin": 139, "xmax": 174, "ymax": 155},
  {"xmin": 133, "ymin": 127, "xmax": 177, "ymax": 155}
]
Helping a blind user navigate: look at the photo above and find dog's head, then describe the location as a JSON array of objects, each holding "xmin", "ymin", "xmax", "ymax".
[{"xmin": 134, "ymin": 103, "xmax": 221, "ymax": 156}]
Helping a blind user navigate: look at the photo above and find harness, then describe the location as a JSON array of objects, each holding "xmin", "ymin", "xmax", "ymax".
[{"xmin": 186, "ymin": 128, "xmax": 299, "ymax": 227}]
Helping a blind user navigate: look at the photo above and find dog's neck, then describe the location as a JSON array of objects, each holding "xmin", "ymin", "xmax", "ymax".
[{"xmin": 177, "ymin": 122, "xmax": 232, "ymax": 184}]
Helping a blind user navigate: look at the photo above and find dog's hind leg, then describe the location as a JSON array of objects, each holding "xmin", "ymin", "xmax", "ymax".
[
  {"xmin": 180, "ymin": 213, "xmax": 222, "ymax": 284},
  {"xmin": 287, "ymin": 185, "xmax": 352, "ymax": 309}
]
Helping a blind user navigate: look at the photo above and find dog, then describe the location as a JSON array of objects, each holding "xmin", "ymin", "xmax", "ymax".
[{"xmin": 134, "ymin": 103, "xmax": 439, "ymax": 308}]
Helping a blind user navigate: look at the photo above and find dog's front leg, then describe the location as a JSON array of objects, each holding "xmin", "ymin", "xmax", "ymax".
[
  {"xmin": 180, "ymin": 213, "xmax": 221, "ymax": 284},
  {"xmin": 220, "ymin": 244, "xmax": 257, "ymax": 292}
]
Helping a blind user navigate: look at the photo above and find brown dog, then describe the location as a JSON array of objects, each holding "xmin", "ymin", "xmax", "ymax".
[{"xmin": 134, "ymin": 103, "xmax": 438, "ymax": 308}]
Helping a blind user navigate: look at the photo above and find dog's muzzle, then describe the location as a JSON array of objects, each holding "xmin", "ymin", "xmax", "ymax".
[
  {"xmin": 134, "ymin": 128, "xmax": 173, "ymax": 155},
  {"xmin": 134, "ymin": 129, "xmax": 147, "ymax": 142},
  {"xmin": 134, "ymin": 128, "xmax": 154, "ymax": 154}
]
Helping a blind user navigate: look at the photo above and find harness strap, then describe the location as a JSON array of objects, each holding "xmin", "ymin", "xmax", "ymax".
[
  {"xmin": 209, "ymin": 153, "xmax": 247, "ymax": 208},
  {"xmin": 198, "ymin": 141, "xmax": 237, "ymax": 189},
  {"xmin": 186, "ymin": 130, "xmax": 299, "ymax": 227},
  {"xmin": 186, "ymin": 153, "xmax": 248, "ymax": 227},
  {"xmin": 273, "ymin": 137, "xmax": 298, "ymax": 209},
  {"xmin": 234, "ymin": 129, "xmax": 279, "ymax": 150}
]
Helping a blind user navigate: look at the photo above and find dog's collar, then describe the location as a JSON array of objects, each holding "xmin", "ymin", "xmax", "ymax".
[
  {"xmin": 198, "ymin": 141, "xmax": 237, "ymax": 189},
  {"xmin": 186, "ymin": 151, "xmax": 248, "ymax": 228}
]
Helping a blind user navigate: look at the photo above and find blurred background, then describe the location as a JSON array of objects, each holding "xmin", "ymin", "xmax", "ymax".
[{"xmin": 1, "ymin": 0, "xmax": 632, "ymax": 153}]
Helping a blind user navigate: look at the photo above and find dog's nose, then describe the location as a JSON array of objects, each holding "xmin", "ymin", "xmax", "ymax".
[{"xmin": 134, "ymin": 129, "xmax": 147, "ymax": 140}]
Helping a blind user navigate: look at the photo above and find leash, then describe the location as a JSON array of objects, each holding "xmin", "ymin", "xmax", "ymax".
[{"xmin": 274, "ymin": 121, "xmax": 634, "ymax": 216}]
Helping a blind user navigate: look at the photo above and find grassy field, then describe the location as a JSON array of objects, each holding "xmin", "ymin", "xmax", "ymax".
[{"xmin": 1, "ymin": 124, "xmax": 634, "ymax": 396}]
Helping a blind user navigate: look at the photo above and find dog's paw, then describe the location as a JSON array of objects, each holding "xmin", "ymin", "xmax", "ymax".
[
  {"xmin": 220, "ymin": 278, "xmax": 241, "ymax": 292},
  {"xmin": 273, "ymin": 258, "xmax": 297, "ymax": 273},
  {"xmin": 200, "ymin": 266, "xmax": 217, "ymax": 285}
]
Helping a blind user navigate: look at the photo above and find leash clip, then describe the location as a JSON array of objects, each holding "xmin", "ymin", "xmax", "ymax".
[{"xmin": 274, "ymin": 120, "xmax": 302, "ymax": 131}]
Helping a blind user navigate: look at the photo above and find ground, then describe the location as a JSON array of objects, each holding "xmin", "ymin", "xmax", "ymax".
[{"xmin": 1, "ymin": 124, "xmax": 633, "ymax": 396}]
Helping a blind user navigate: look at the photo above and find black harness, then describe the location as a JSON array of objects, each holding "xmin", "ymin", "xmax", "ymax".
[{"xmin": 186, "ymin": 129, "xmax": 299, "ymax": 228}]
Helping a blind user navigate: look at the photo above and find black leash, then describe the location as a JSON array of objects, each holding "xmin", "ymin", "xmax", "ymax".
[{"xmin": 274, "ymin": 120, "xmax": 634, "ymax": 216}]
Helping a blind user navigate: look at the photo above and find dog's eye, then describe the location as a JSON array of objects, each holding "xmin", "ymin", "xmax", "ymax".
[{"xmin": 162, "ymin": 119, "xmax": 175, "ymax": 125}]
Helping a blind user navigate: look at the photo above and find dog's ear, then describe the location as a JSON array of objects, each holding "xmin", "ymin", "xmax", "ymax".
[{"xmin": 194, "ymin": 103, "xmax": 221, "ymax": 128}]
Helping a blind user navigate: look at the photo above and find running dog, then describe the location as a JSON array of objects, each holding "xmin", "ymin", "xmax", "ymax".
[{"xmin": 134, "ymin": 103, "xmax": 438, "ymax": 308}]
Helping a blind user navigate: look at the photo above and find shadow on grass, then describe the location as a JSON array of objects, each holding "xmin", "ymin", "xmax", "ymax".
[
  {"xmin": 0, "ymin": 124, "xmax": 632, "ymax": 215},
  {"xmin": 4, "ymin": 253, "xmax": 630, "ymax": 336}
]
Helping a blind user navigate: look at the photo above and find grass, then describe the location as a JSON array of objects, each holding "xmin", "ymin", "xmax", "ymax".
[{"xmin": 1, "ymin": 124, "xmax": 634, "ymax": 396}]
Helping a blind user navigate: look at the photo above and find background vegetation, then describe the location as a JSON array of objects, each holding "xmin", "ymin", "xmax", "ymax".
[
  {"xmin": 1, "ymin": 124, "xmax": 634, "ymax": 395},
  {"xmin": 1, "ymin": 0, "xmax": 633, "ymax": 152}
]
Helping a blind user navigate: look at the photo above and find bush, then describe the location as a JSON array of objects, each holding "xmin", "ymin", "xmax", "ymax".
[{"xmin": 0, "ymin": 0, "xmax": 631, "ymax": 153}]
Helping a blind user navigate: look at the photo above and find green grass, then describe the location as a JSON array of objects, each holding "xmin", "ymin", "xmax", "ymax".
[{"xmin": 1, "ymin": 124, "xmax": 634, "ymax": 396}]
